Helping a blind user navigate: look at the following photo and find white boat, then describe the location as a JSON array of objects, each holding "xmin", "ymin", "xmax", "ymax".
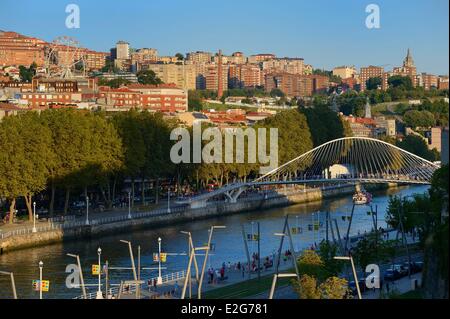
[{"xmin": 353, "ymin": 190, "xmax": 372, "ymax": 205}]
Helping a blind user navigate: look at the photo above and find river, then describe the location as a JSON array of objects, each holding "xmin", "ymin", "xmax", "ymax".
[{"xmin": 0, "ymin": 185, "xmax": 429, "ymax": 299}]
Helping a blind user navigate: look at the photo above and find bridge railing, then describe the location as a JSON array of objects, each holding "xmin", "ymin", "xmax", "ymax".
[{"xmin": 73, "ymin": 270, "xmax": 186, "ymax": 299}]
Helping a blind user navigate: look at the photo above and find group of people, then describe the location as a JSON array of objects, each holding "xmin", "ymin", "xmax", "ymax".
[
  {"xmin": 282, "ymin": 249, "xmax": 293, "ymax": 263},
  {"xmin": 207, "ymin": 264, "xmax": 228, "ymax": 284}
]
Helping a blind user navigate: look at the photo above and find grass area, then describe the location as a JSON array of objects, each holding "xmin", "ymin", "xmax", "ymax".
[
  {"xmin": 371, "ymin": 103, "xmax": 391, "ymax": 116},
  {"xmin": 203, "ymin": 102, "xmax": 253, "ymax": 111},
  {"xmin": 202, "ymin": 273, "xmax": 293, "ymax": 299}
]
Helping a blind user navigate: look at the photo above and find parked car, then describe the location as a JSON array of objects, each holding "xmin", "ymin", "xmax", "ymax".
[
  {"xmin": 383, "ymin": 269, "xmax": 403, "ymax": 281},
  {"xmin": 348, "ymin": 279, "xmax": 367, "ymax": 296},
  {"xmin": 387, "ymin": 264, "xmax": 408, "ymax": 276},
  {"xmin": 403, "ymin": 261, "xmax": 424, "ymax": 274}
]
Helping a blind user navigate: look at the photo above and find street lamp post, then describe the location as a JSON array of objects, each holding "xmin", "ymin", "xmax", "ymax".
[
  {"xmin": 32, "ymin": 202, "xmax": 37, "ymax": 233},
  {"xmin": 38, "ymin": 261, "xmax": 43, "ymax": 300},
  {"xmin": 167, "ymin": 189, "xmax": 171, "ymax": 213},
  {"xmin": 96, "ymin": 247, "xmax": 103, "ymax": 299},
  {"xmin": 397, "ymin": 195, "xmax": 413, "ymax": 278},
  {"xmin": 157, "ymin": 237, "xmax": 163, "ymax": 285},
  {"xmin": 85, "ymin": 196, "xmax": 89, "ymax": 226},
  {"xmin": 180, "ymin": 231, "xmax": 199, "ymax": 299},
  {"xmin": 128, "ymin": 191, "xmax": 132, "ymax": 219},
  {"xmin": 198, "ymin": 225, "xmax": 226, "ymax": 299},
  {"xmin": 120, "ymin": 240, "xmax": 137, "ymax": 281}
]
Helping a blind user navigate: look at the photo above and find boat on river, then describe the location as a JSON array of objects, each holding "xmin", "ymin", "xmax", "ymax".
[{"xmin": 352, "ymin": 189, "xmax": 372, "ymax": 205}]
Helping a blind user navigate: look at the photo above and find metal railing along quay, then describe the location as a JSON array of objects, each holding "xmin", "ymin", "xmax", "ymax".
[
  {"xmin": 0, "ymin": 206, "xmax": 187, "ymax": 240},
  {"xmin": 0, "ymin": 184, "xmax": 354, "ymax": 241}
]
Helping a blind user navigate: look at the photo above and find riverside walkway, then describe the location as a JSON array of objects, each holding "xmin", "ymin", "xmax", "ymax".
[
  {"xmin": 0, "ymin": 183, "xmax": 354, "ymax": 242},
  {"xmin": 95, "ymin": 229, "xmax": 419, "ymax": 300}
]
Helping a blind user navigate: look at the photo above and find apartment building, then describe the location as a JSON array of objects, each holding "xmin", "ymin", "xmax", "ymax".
[
  {"xmin": 0, "ymin": 31, "xmax": 46, "ymax": 67},
  {"xmin": 343, "ymin": 116, "xmax": 377, "ymax": 138},
  {"xmin": 248, "ymin": 54, "xmax": 276, "ymax": 64},
  {"xmin": 115, "ymin": 41, "xmax": 130, "ymax": 60},
  {"xmin": 19, "ymin": 92, "xmax": 81, "ymax": 107},
  {"xmin": 144, "ymin": 63, "xmax": 196, "ymax": 90},
  {"xmin": 131, "ymin": 48, "xmax": 158, "ymax": 64},
  {"xmin": 228, "ymin": 64, "xmax": 262, "ymax": 88},
  {"xmin": 186, "ymin": 51, "xmax": 212, "ymax": 64},
  {"xmin": 193, "ymin": 63, "xmax": 228, "ymax": 91},
  {"xmin": 99, "ymin": 84, "xmax": 188, "ymax": 112},
  {"xmin": 157, "ymin": 56, "xmax": 179, "ymax": 64},
  {"xmin": 265, "ymin": 73, "xmax": 329, "ymax": 97},
  {"xmin": 421, "ymin": 73, "xmax": 439, "ymax": 90},
  {"xmin": 84, "ymin": 50, "xmax": 108, "ymax": 70},
  {"xmin": 374, "ymin": 116, "xmax": 396, "ymax": 136},
  {"xmin": 359, "ymin": 65, "xmax": 386, "ymax": 91},
  {"xmin": 229, "ymin": 52, "xmax": 246, "ymax": 65},
  {"xmin": 262, "ymin": 58, "xmax": 305, "ymax": 75},
  {"xmin": 332, "ymin": 66, "xmax": 357, "ymax": 79},
  {"xmin": 205, "ymin": 64, "xmax": 229, "ymax": 91},
  {"xmin": 438, "ymin": 76, "xmax": 449, "ymax": 90},
  {"xmin": 428, "ymin": 127, "xmax": 442, "ymax": 152}
]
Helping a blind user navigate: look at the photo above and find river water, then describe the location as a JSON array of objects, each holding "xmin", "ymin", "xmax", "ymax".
[{"xmin": 0, "ymin": 185, "xmax": 428, "ymax": 299}]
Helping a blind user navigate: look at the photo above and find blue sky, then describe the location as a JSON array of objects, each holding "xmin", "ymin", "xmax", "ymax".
[{"xmin": 1, "ymin": 0, "xmax": 448, "ymax": 74}]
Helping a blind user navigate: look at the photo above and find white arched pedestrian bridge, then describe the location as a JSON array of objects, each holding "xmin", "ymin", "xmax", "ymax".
[{"xmin": 177, "ymin": 137, "xmax": 440, "ymax": 207}]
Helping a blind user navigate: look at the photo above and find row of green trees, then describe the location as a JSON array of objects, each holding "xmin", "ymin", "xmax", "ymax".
[
  {"xmin": 0, "ymin": 106, "xmax": 352, "ymax": 220},
  {"xmin": 337, "ymin": 88, "xmax": 448, "ymax": 117},
  {"xmin": 381, "ymin": 135, "xmax": 440, "ymax": 162},
  {"xmin": 395, "ymin": 99, "xmax": 449, "ymax": 128},
  {"xmin": 0, "ymin": 110, "xmax": 123, "ymax": 221},
  {"xmin": 97, "ymin": 70, "xmax": 163, "ymax": 88},
  {"xmin": 386, "ymin": 164, "xmax": 448, "ymax": 298},
  {"xmin": 2, "ymin": 104, "xmax": 440, "ymax": 221},
  {"xmin": 293, "ymin": 165, "xmax": 448, "ymax": 299}
]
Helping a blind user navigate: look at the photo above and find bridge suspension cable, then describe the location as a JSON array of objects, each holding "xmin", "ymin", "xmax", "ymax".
[{"xmin": 255, "ymin": 137, "xmax": 439, "ymax": 185}]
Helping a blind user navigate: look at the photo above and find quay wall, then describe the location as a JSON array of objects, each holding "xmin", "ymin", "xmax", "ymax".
[{"xmin": 0, "ymin": 183, "xmax": 391, "ymax": 254}]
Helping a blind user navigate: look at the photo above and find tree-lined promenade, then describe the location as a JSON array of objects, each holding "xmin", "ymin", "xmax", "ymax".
[
  {"xmin": 0, "ymin": 106, "xmax": 354, "ymax": 224},
  {"xmin": 0, "ymin": 101, "xmax": 441, "ymax": 224}
]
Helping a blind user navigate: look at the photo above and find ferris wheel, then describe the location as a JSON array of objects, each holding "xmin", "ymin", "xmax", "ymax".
[{"xmin": 45, "ymin": 36, "xmax": 86, "ymax": 79}]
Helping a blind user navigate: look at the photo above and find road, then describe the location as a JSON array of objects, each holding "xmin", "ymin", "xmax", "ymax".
[{"xmin": 247, "ymin": 252, "xmax": 423, "ymax": 299}]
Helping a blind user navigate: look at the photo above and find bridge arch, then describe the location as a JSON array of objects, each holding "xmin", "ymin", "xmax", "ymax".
[
  {"xmin": 255, "ymin": 136, "xmax": 439, "ymax": 184},
  {"xmin": 177, "ymin": 137, "xmax": 439, "ymax": 207}
]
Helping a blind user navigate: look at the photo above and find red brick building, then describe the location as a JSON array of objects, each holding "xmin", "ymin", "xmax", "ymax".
[
  {"xmin": 421, "ymin": 73, "xmax": 439, "ymax": 90},
  {"xmin": 0, "ymin": 31, "xmax": 108, "ymax": 70},
  {"xmin": 0, "ymin": 31, "xmax": 46, "ymax": 67},
  {"xmin": 18, "ymin": 92, "xmax": 80, "ymax": 107},
  {"xmin": 228, "ymin": 64, "xmax": 262, "ymax": 89},
  {"xmin": 99, "ymin": 84, "xmax": 188, "ymax": 112},
  {"xmin": 264, "ymin": 73, "xmax": 329, "ymax": 97},
  {"xmin": 359, "ymin": 66, "xmax": 386, "ymax": 91}
]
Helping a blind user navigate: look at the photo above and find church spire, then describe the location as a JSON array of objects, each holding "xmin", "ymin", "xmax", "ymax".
[{"xmin": 403, "ymin": 48, "xmax": 415, "ymax": 67}]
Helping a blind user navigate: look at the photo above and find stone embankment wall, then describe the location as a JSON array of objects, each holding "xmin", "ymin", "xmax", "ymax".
[{"xmin": 1, "ymin": 183, "xmax": 391, "ymax": 254}]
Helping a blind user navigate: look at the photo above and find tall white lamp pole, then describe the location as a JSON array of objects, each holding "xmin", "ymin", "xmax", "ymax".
[
  {"xmin": 167, "ymin": 189, "xmax": 171, "ymax": 213},
  {"xmin": 38, "ymin": 261, "xmax": 43, "ymax": 300},
  {"xmin": 157, "ymin": 237, "xmax": 162, "ymax": 285},
  {"xmin": 85, "ymin": 196, "xmax": 89, "ymax": 226},
  {"xmin": 32, "ymin": 202, "xmax": 37, "ymax": 233},
  {"xmin": 96, "ymin": 247, "xmax": 103, "ymax": 299},
  {"xmin": 128, "ymin": 191, "xmax": 132, "ymax": 219}
]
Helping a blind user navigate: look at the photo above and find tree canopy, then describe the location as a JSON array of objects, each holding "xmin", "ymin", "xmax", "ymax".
[{"xmin": 137, "ymin": 70, "xmax": 163, "ymax": 85}]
